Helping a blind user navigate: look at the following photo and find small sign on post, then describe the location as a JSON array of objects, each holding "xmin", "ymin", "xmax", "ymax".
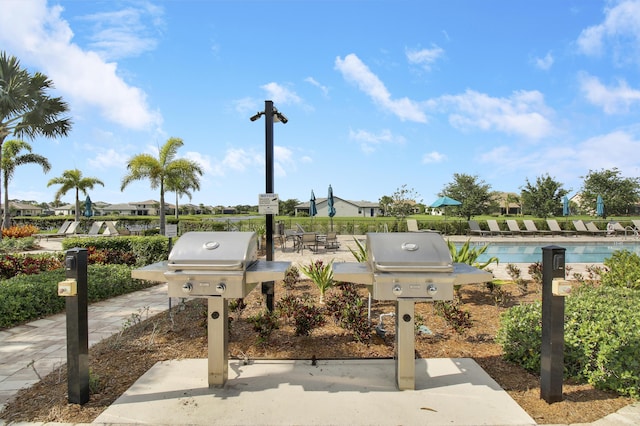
[
  {"xmin": 165, "ymin": 224, "xmax": 178, "ymax": 238},
  {"xmin": 258, "ymin": 193, "xmax": 279, "ymax": 215}
]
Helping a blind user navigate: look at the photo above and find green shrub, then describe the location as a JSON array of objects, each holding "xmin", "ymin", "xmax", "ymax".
[
  {"xmin": 0, "ymin": 253, "xmax": 63, "ymax": 279},
  {"xmin": 497, "ymin": 285, "xmax": 640, "ymax": 397},
  {"xmin": 63, "ymin": 236, "xmax": 168, "ymax": 266},
  {"xmin": 602, "ymin": 250, "xmax": 640, "ymax": 289},
  {"xmin": 0, "ymin": 264, "xmax": 158, "ymax": 329}
]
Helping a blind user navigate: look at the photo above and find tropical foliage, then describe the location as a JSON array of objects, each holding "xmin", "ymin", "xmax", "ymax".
[
  {"xmin": 47, "ymin": 169, "xmax": 104, "ymax": 221},
  {"xmin": 0, "ymin": 51, "xmax": 71, "ymax": 232},
  {"xmin": 2, "ymin": 139, "xmax": 51, "ymax": 228},
  {"xmin": 121, "ymin": 137, "xmax": 203, "ymax": 235},
  {"xmin": 440, "ymin": 173, "xmax": 496, "ymax": 220},
  {"xmin": 520, "ymin": 174, "xmax": 569, "ymax": 218},
  {"xmin": 299, "ymin": 259, "xmax": 334, "ymax": 303},
  {"xmin": 580, "ymin": 168, "xmax": 640, "ymax": 217}
]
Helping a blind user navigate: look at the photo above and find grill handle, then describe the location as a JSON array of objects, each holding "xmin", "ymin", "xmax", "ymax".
[
  {"xmin": 374, "ymin": 264, "xmax": 453, "ymax": 272},
  {"xmin": 168, "ymin": 261, "xmax": 243, "ymax": 270}
]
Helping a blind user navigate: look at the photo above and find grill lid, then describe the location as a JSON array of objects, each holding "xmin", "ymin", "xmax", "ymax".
[
  {"xmin": 167, "ymin": 231, "xmax": 257, "ymax": 271},
  {"xmin": 366, "ymin": 232, "xmax": 453, "ymax": 272}
]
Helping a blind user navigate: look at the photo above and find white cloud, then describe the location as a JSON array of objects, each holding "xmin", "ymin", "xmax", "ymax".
[
  {"xmin": 422, "ymin": 151, "xmax": 446, "ymax": 164},
  {"xmin": 578, "ymin": 72, "xmax": 640, "ymax": 114},
  {"xmin": 406, "ymin": 45, "xmax": 444, "ymax": 71},
  {"xmin": 577, "ymin": 0, "xmax": 640, "ymax": 64},
  {"xmin": 576, "ymin": 130, "xmax": 640, "ymax": 171},
  {"xmin": 534, "ymin": 51, "xmax": 554, "ymax": 70},
  {"xmin": 87, "ymin": 148, "xmax": 131, "ymax": 170},
  {"xmin": 348, "ymin": 128, "xmax": 405, "ymax": 153},
  {"xmin": 261, "ymin": 82, "xmax": 303, "ymax": 105},
  {"xmin": 210, "ymin": 145, "xmax": 296, "ymax": 178},
  {"xmin": 335, "ymin": 54, "xmax": 428, "ymax": 123},
  {"xmin": 433, "ymin": 89, "xmax": 554, "ymax": 139},
  {"xmin": 183, "ymin": 151, "xmax": 213, "ymax": 174},
  {"xmin": 304, "ymin": 77, "xmax": 329, "ymax": 96},
  {"xmin": 79, "ymin": 2, "xmax": 164, "ymax": 61},
  {"xmin": 0, "ymin": 0, "xmax": 162, "ymax": 131}
]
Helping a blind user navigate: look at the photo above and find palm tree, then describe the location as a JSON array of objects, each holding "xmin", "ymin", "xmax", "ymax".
[
  {"xmin": 2, "ymin": 139, "xmax": 51, "ymax": 228},
  {"xmin": 0, "ymin": 51, "xmax": 71, "ymax": 232},
  {"xmin": 166, "ymin": 164, "xmax": 203, "ymax": 219},
  {"xmin": 47, "ymin": 169, "xmax": 104, "ymax": 222},
  {"xmin": 121, "ymin": 137, "xmax": 203, "ymax": 235}
]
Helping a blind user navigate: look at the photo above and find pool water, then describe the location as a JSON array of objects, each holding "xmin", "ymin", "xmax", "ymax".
[{"xmin": 455, "ymin": 241, "xmax": 640, "ymax": 264}]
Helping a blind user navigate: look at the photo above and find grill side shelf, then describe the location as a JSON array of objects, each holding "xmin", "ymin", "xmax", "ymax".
[
  {"xmin": 332, "ymin": 263, "xmax": 373, "ymax": 285},
  {"xmin": 452, "ymin": 263, "xmax": 493, "ymax": 285},
  {"xmin": 131, "ymin": 261, "xmax": 169, "ymax": 282},
  {"xmin": 245, "ymin": 261, "xmax": 291, "ymax": 283}
]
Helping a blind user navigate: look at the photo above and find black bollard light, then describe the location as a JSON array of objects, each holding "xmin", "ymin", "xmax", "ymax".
[
  {"xmin": 58, "ymin": 248, "xmax": 90, "ymax": 405},
  {"xmin": 540, "ymin": 245, "xmax": 567, "ymax": 404}
]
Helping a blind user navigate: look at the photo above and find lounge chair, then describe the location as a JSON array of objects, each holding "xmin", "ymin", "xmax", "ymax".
[
  {"xmin": 406, "ymin": 219, "xmax": 426, "ymax": 232},
  {"xmin": 506, "ymin": 220, "xmax": 534, "ymax": 236},
  {"xmin": 87, "ymin": 221, "xmax": 104, "ymax": 236},
  {"xmin": 44, "ymin": 220, "xmax": 72, "ymax": 239},
  {"xmin": 487, "ymin": 219, "xmax": 512, "ymax": 236},
  {"xmin": 523, "ymin": 220, "xmax": 551, "ymax": 236},
  {"xmin": 585, "ymin": 221, "xmax": 607, "ymax": 236},
  {"xmin": 606, "ymin": 221, "xmax": 628, "ymax": 236},
  {"xmin": 65, "ymin": 221, "xmax": 81, "ymax": 235},
  {"xmin": 102, "ymin": 221, "xmax": 119, "ymax": 236},
  {"xmin": 468, "ymin": 220, "xmax": 491, "ymax": 236},
  {"xmin": 546, "ymin": 219, "xmax": 576, "ymax": 236}
]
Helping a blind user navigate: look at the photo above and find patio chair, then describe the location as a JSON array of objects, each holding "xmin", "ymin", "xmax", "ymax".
[
  {"xmin": 300, "ymin": 232, "xmax": 319, "ymax": 253},
  {"xmin": 546, "ymin": 219, "xmax": 576, "ymax": 236},
  {"xmin": 468, "ymin": 220, "xmax": 491, "ymax": 236},
  {"xmin": 523, "ymin": 220, "xmax": 551, "ymax": 236},
  {"xmin": 506, "ymin": 220, "xmax": 534, "ymax": 236},
  {"xmin": 585, "ymin": 221, "xmax": 607, "ymax": 236},
  {"xmin": 323, "ymin": 232, "xmax": 340, "ymax": 251},
  {"xmin": 487, "ymin": 219, "xmax": 512, "ymax": 236},
  {"xmin": 283, "ymin": 229, "xmax": 301, "ymax": 252}
]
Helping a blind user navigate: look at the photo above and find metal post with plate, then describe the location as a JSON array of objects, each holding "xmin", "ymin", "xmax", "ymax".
[{"xmin": 258, "ymin": 193, "xmax": 279, "ymax": 310}]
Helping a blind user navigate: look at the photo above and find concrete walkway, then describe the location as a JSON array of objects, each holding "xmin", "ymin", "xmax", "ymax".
[{"xmin": 0, "ymin": 235, "xmax": 638, "ymax": 425}]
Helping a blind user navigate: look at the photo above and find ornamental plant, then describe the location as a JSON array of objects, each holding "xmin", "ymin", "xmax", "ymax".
[{"xmin": 299, "ymin": 259, "xmax": 334, "ymax": 303}]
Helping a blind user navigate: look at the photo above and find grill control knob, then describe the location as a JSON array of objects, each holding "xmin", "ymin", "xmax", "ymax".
[
  {"xmin": 182, "ymin": 283, "xmax": 193, "ymax": 294},
  {"xmin": 392, "ymin": 284, "xmax": 402, "ymax": 296},
  {"xmin": 427, "ymin": 284, "xmax": 438, "ymax": 296},
  {"xmin": 216, "ymin": 283, "xmax": 226, "ymax": 294}
]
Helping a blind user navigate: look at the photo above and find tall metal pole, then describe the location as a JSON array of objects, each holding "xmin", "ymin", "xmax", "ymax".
[{"xmin": 263, "ymin": 100, "xmax": 275, "ymax": 310}]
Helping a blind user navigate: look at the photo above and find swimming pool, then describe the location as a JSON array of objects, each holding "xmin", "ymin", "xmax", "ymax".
[{"xmin": 455, "ymin": 241, "xmax": 640, "ymax": 264}]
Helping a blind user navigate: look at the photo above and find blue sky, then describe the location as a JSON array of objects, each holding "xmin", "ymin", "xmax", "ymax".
[{"xmin": 2, "ymin": 0, "xmax": 640, "ymax": 208}]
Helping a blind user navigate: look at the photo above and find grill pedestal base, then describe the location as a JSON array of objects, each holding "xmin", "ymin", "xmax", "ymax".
[
  {"xmin": 395, "ymin": 299, "xmax": 415, "ymax": 390},
  {"xmin": 208, "ymin": 297, "xmax": 228, "ymax": 387}
]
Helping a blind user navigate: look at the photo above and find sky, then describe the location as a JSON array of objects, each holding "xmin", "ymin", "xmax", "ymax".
[{"xmin": 2, "ymin": 0, "xmax": 640, "ymax": 208}]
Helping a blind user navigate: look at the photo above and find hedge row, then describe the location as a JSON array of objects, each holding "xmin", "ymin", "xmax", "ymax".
[
  {"xmin": 0, "ymin": 264, "xmax": 159, "ymax": 329},
  {"xmin": 497, "ymin": 285, "xmax": 640, "ymax": 398},
  {"xmin": 62, "ymin": 235, "xmax": 168, "ymax": 267}
]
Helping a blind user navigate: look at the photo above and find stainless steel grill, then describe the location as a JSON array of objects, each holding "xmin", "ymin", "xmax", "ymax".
[
  {"xmin": 333, "ymin": 232, "xmax": 492, "ymax": 390},
  {"xmin": 132, "ymin": 231, "xmax": 290, "ymax": 387}
]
